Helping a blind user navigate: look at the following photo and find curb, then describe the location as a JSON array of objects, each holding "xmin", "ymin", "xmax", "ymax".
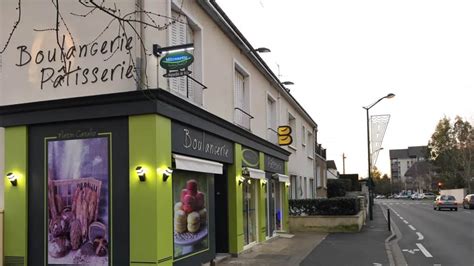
[{"xmin": 379, "ymin": 204, "xmax": 407, "ymax": 266}]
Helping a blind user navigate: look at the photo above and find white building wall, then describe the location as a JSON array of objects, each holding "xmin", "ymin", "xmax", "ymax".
[
  {"xmin": 0, "ymin": 0, "xmax": 318, "ymax": 202},
  {"xmin": 168, "ymin": 0, "xmax": 317, "ymax": 198}
]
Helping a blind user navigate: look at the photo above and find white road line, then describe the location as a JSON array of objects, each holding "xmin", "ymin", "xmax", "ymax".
[
  {"xmin": 403, "ymin": 220, "xmax": 409, "ymax": 224},
  {"xmin": 416, "ymin": 243, "xmax": 433, "ymax": 258},
  {"xmin": 408, "ymin": 225, "xmax": 416, "ymax": 231},
  {"xmin": 399, "ymin": 217, "xmax": 404, "ymax": 219},
  {"xmin": 416, "ymin": 232, "xmax": 424, "ymax": 240}
]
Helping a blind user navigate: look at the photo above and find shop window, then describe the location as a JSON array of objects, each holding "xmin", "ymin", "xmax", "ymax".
[
  {"xmin": 304, "ymin": 177, "xmax": 307, "ymax": 198},
  {"xmin": 234, "ymin": 64, "xmax": 252, "ymax": 130},
  {"xmin": 309, "ymin": 179, "xmax": 315, "ymax": 198},
  {"xmin": 290, "ymin": 175, "xmax": 297, "ymax": 199},
  {"xmin": 172, "ymin": 170, "xmax": 211, "ymax": 259},
  {"xmin": 242, "ymin": 178, "xmax": 257, "ymax": 246},
  {"xmin": 266, "ymin": 93, "xmax": 278, "ymax": 144},
  {"xmin": 169, "ymin": 10, "xmax": 203, "ymax": 106}
]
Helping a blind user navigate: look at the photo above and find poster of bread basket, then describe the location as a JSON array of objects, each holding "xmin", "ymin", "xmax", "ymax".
[
  {"xmin": 173, "ymin": 171, "xmax": 209, "ymax": 258},
  {"xmin": 47, "ymin": 137, "xmax": 110, "ymax": 265}
]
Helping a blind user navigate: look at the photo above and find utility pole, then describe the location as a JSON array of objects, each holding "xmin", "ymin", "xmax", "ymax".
[{"xmin": 342, "ymin": 153, "xmax": 346, "ymax": 174}]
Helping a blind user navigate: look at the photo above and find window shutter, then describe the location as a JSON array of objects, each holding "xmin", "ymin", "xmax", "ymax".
[
  {"xmin": 234, "ymin": 70, "xmax": 244, "ymax": 109},
  {"xmin": 170, "ymin": 12, "xmax": 187, "ymax": 97}
]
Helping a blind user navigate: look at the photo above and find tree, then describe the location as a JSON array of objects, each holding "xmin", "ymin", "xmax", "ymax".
[
  {"xmin": 428, "ymin": 116, "xmax": 474, "ymax": 191},
  {"xmin": 373, "ymin": 173, "xmax": 391, "ymax": 196},
  {"xmin": 453, "ymin": 116, "xmax": 474, "ymax": 192}
]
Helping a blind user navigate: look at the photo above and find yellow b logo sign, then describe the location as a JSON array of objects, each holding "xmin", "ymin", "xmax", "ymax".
[{"xmin": 278, "ymin": 126, "xmax": 293, "ymax": 146}]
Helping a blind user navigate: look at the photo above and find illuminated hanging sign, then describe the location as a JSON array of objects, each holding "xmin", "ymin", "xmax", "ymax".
[
  {"xmin": 160, "ymin": 51, "xmax": 194, "ymax": 78},
  {"xmin": 277, "ymin": 126, "xmax": 293, "ymax": 146}
]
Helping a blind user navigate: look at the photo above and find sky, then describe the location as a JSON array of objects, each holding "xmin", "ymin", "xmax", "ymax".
[{"xmin": 217, "ymin": 0, "xmax": 474, "ymax": 178}]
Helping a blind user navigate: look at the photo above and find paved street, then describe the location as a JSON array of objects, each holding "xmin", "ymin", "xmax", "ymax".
[{"xmin": 379, "ymin": 199, "xmax": 474, "ymax": 266}]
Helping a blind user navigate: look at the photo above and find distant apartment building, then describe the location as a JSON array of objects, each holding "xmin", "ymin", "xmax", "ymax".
[{"xmin": 390, "ymin": 146, "xmax": 428, "ymax": 185}]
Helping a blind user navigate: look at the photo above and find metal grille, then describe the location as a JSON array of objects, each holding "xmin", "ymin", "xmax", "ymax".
[{"xmin": 5, "ymin": 256, "xmax": 24, "ymax": 265}]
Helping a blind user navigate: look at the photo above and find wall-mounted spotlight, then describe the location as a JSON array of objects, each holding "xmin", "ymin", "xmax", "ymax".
[
  {"xmin": 136, "ymin": 166, "xmax": 146, "ymax": 182},
  {"xmin": 163, "ymin": 167, "xmax": 173, "ymax": 182},
  {"xmin": 6, "ymin": 172, "xmax": 17, "ymax": 186},
  {"xmin": 261, "ymin": 179, "xmax": 268, "ymax": 187},
  {"xmin": 247, "ymin": 179, "xmax": 252, "ymax": 184},
  {"xmin": 238, "ymin": 176, "xmax": 246, "ymax": 185},
  {"xmin": 285, "ymin": 182, "xmax": 290, "ymax": 187}
]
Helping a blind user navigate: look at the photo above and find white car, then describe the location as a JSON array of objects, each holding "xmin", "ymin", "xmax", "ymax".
[{"xmin": 422, "ymin": 192, "xmax": 437, "ymax": 199}]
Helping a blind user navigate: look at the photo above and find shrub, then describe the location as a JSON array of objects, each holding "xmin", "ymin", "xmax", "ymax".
[
  {"xmin": 289, "ymin": 197, "xmax": 361, "ymax": 216},
  {"xmin": 327, "ymin": 179, "xmax": 349, "ymax": 198}
]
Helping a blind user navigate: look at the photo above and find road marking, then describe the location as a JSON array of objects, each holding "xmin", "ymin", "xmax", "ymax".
[
  {"xmin": 408, "ymin": 225, "xmax": 416, "ymax": 231},
  {"xmin": 416, "ymin": 232, "xmax": 424, "ymax": 240},
  {"xmin": 402, "ymin": 248, "xmax": 420, "ymax": 254},
  {"xmin": 373, "ymin": 263, "xmax": 382, "ymax": 266},
  {"xmin": 403, "ymin": 220, "xmax": 409, "ymax": 224},
  {"xmin": 399, "ymin": 216, "xmax": 404, "ymax": 219},
  {"xmin": 416, "ymin": 243, "xmax": 433, "ymax": 258}
]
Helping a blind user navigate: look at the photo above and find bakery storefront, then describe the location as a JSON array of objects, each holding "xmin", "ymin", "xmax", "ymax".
[
  {"xmin": 1, "ymin": 90, "xmax": 290, "ymax": 266},
  {"xmin": 1, "ymin": 2, "xmax": 290, "ymax": 264}
]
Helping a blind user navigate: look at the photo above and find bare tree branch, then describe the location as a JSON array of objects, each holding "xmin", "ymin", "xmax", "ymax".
[{"xmin": 0, "ymin": 0, "xmax": 22, "ymax": 54}]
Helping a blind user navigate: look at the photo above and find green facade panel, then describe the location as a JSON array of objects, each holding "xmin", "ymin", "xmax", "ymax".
[
  {"xmin": 227, "ymin": 143, "xmax": 244, "ymax": 254},
  {"xmin": 129, "ymin": 115, "xmax": 172, "ymax": 265},
  {"xmin": 4, "ymin": 126, "xmax": 28, "ymax": 262},
  {"xmin": 257, "ymin": 152, "xmax": 266, "ymax": 242}
]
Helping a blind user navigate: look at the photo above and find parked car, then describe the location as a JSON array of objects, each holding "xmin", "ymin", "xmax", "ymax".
[
  {"xmin": 463, "ymin": 194, "xmax": 474, "ymax": 209},
  {"xmin": 433, "ymin": 195, "xmax": 458, "ymax": 211},
  {"xmin": 411, "ymin": 193, "xmax": 423, "ymax": 200},
  {"xmin": 422, "ymin": 192, "xmax": 437, "ymax": 200}
]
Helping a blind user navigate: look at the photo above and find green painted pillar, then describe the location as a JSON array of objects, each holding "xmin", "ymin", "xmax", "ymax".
[
  {"xmin": 227, "ymin": 143, "xmax": 243, "ymax": 254},
  {"xmin": 129, "ymin": 115, "xmax": 173, "ymax": 265},
  {"xmin": 4, "ymin": 126, "xmax": 28, "ymax": 264},
  {"xmin": 282, "ymin": 162, "xmax": 289, "ymax": 232},
  {"xmin": 257, "ymin": 152, "xmax": 267, "ymax": 242}
]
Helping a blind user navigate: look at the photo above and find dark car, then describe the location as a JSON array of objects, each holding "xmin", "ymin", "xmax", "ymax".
[
  {"xmin": 433, "ymin": 195, "xmax": 458, "ymax": 211},
  {"xmin": 463, "ymin": 194, "xmax": 474, "ymax": 209}
]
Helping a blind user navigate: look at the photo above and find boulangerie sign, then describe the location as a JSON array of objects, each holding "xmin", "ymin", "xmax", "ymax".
[
  {"xmin": 0, "ymin": 1, "xmax": 143, "ymax": 105},
  {"xmin": 172, "ymin": 122, "xmax": 234, "ymax": 164}
]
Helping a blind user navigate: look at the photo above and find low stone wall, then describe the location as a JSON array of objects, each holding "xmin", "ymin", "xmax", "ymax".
[{"xmin": 289, "ymin": 210, "xmax": 365, "ymax": 233}]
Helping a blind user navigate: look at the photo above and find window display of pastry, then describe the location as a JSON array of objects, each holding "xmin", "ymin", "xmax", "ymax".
[
  {"xmin": 187, "ymin": 211, "xmax": 201, "ymax": 233},
  {"xmin": 174, "ymin": 179, "xmax": 207, "ymax": 234},
  {"xmin": 174, "ymin": 210, "xmax": 187, "ymax": 233}
]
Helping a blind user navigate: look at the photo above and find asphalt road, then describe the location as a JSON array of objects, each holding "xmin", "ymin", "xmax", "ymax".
[{"xmin": 378, "ymin": 199, "xmax": 474, "ymax": 266}]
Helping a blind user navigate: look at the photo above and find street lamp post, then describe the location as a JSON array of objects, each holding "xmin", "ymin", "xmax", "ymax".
[{"xmin": 364, "ymin": 93, "xmax": 395, "ymax": 220}]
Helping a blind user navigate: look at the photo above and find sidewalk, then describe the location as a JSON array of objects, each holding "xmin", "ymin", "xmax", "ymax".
[
  {"xmin": 301, "ymin": 203, "xmax": 391, "ymax": 266},
  {"xmin": 217, "ymin": 203, "xmax": 392, "ymax": 266},
  {"xmin": 217, "ymin": 232, "xmax": 327, "ymax": 266}
]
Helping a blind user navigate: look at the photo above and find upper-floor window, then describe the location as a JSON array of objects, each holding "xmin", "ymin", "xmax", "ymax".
[
  {"xmin": 169, "ymin": 11, "xmax": 203, "ymax": 105},
  {"xmin": 234, "ymin": 65, "xmax": 252, "ymax": 130},
  {"xmin": 302, "ymin": 125, "xmax": 306, "ymax": 147},
  {"xmin": 307, "ymin": 130, "xmax": 314, "ymax": 158},
  {"xmin": 288, "ymin": 112, "xmax": 296, "ymax": 149},
  {"xmin": 266, "ymin": 94, "xmax": 277, "ymax": 144}
]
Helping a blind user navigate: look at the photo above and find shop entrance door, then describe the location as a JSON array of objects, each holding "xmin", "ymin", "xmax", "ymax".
[
  {"xmin": 274, "ymin": 181, "xmax": 282, "ymax": 231},
  {"xmin": 214, "ymin": 169, "xmax": 228, "ymax": 253},
  {"xmin": 266, "ymin": 174, "xmax": 275, "ymax": 237},
  {"xmin": 242, "ymin": 179, "xmax": 257, "ymax": 246}
]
